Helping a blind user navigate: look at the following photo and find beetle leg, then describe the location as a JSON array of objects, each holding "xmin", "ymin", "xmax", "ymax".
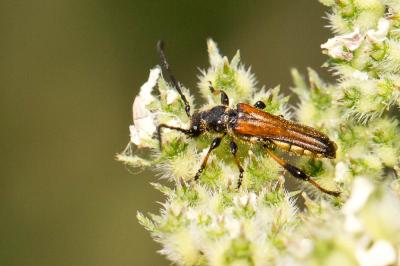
[
  {"xmin": 194, "ymin": 135, "xmax": 225, "ymax": 181},
  {"xmin": 157, "ymin": 124, "xmax": 193, "ymax": 151},
  {"xmin": 208, "ymin": 82, "xmax": 229, "ymax": 106},
  {"xmin": 230, "ymin": 141, "xmax": 244, "ymax": 188},
  {"xmin": 157, "ymin": 41, "xmax": 191, "ymax": 118},
  {"xmin": 264, "ymin": 146, "xmax": 340, "ymax": 197}
]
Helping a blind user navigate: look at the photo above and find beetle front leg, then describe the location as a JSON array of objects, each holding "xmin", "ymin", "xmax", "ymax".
[
  {"xmin": 264, "ymin": 145, "xmax": 340, "ymax": 197},
  {"xmin": 208, "ymin": 82, "xmax": 229, "ymax": 106},
  {"xmin": 230, "ymin": 141, "xmax": 244, "ymax": 188},
  {"xmin": 157, "ymin": 124, "xmax": 192, "ymax": 151},
  {"xmin": 194, "ymin": 135, "xmax": 225, "ymax": 181}
]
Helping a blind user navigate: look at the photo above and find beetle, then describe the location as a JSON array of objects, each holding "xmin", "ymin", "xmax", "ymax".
[{"xmin": 156, "ymin": 41, "xmax": 340, "ymax": 197}]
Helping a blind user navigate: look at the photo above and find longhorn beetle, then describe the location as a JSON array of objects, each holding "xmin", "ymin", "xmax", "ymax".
[{"xmin": 156, "ymin": 41, "xmax": 340, "ymax": 197}]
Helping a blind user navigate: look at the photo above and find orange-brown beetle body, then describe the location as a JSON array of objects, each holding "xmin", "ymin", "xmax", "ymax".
[{"xmin": 156, "ymin": 41, "xmax": 340, "ymax": 196}]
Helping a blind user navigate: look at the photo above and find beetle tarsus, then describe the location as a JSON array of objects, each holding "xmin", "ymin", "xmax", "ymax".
[
  {"xmin": 193, "ymin": 135, "xmax": 225, "ymax": 182},
  {"xmin": 229, "ymin": 141, "xmax": 244, "ymax": 188}
]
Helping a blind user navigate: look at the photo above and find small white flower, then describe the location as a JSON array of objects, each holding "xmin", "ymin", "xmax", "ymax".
[
  {"xmin": 344, "ymin": 213, "xmax": 364, "ymax": 233},
  {"xmin": 366, "ymin": 18, "xmax": 390, "ymax": 43},
  {"xmin": 160, "ymin": 228, "xmax": 202, "ymax": 266},
  {"xmin": 288, "ymin": 238, "xmax": 314, "ymax": 259},
  {"xmin": 220, "ymin": 164, "xmax": 236, "ymax": 188},
  {"xmin": 224, "ymin": 215, "xmax": 242, "ymax": 238},
  {"xmin": 166, "ymin": 88, "xmax": 179, "ymax": 104},
  {"xmin": 335, "ymin": 162, "xmax": 351, "ymax": 182},
  {"xmin": 247, "ymin": 193, "xmax": 257, "ymax": 208},
  {"xmin": 130, "ymin": 67, "xmax": 161, "ymax": 147},
  {"xmin": 129, "ymin": 116, "xmax": 156, "ymax": 147},
  {"xmin": 352, "ymin": 70, "xmax": 369, "ymax": 80},
  {"xmin": 321, "ymin": 28, "xmax": 363, "ymax": 60},
  {"xmin": 342, "ymin": 177, "xmax": 374, "ymax": 233},
  {"xmin": 137, "ymin": 67, "xmax": 161, "ymax": 105},
  {"xmin": 233, "ymin": 193, "xmax": 257, "ymax": 208},
  {"xmin": 356, "ymin": 239, "xmax": 396, "ymax": 266},
  {"xmin": 343, "ymin": 177, "xmax": 374, "ymax": 214},
  {"xmin": 186, "ymin": 208, "xmax": 198, "ymax": 220}
]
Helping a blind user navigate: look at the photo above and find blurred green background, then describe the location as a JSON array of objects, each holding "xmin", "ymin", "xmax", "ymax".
[{"xmin": 1, "ymin": 1, "xmax": 329, "ymax": 265}]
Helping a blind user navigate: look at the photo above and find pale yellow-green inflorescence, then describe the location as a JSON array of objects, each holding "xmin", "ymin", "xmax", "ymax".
[{"xmin": 118, "ymin": 1, "xmax": 400, "ymax": 264}]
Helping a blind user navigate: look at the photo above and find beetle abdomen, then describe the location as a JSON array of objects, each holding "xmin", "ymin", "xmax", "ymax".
[{"xmin": 272, "ymin": 140, "xmax": 324, "ymax": 157}]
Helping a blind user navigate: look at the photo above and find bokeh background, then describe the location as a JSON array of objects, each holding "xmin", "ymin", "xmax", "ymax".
[{"xmin": 1, "ymin": 1, "xmax": 329, "ymax": 265}]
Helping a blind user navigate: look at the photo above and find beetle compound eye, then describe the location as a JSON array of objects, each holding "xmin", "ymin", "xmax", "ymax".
[{"xmin": 254, "ymin": 101, "xmax": 266, "ymax": 110}]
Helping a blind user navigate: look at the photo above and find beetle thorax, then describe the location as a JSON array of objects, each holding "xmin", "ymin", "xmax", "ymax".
[{"xmin": 196, "ymin": 105, "xmax": 231, "ymax": 133}]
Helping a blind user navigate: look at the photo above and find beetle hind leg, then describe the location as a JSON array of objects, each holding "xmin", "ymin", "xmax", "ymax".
[{"xmin": 264, "ymin": 146, "xmax": 340, "ymax": 197}]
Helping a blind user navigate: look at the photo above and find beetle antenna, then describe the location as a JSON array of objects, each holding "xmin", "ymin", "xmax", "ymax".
[{"xmin": 157, "ymin": 40, "xmax": 191, "ymax": 118}]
